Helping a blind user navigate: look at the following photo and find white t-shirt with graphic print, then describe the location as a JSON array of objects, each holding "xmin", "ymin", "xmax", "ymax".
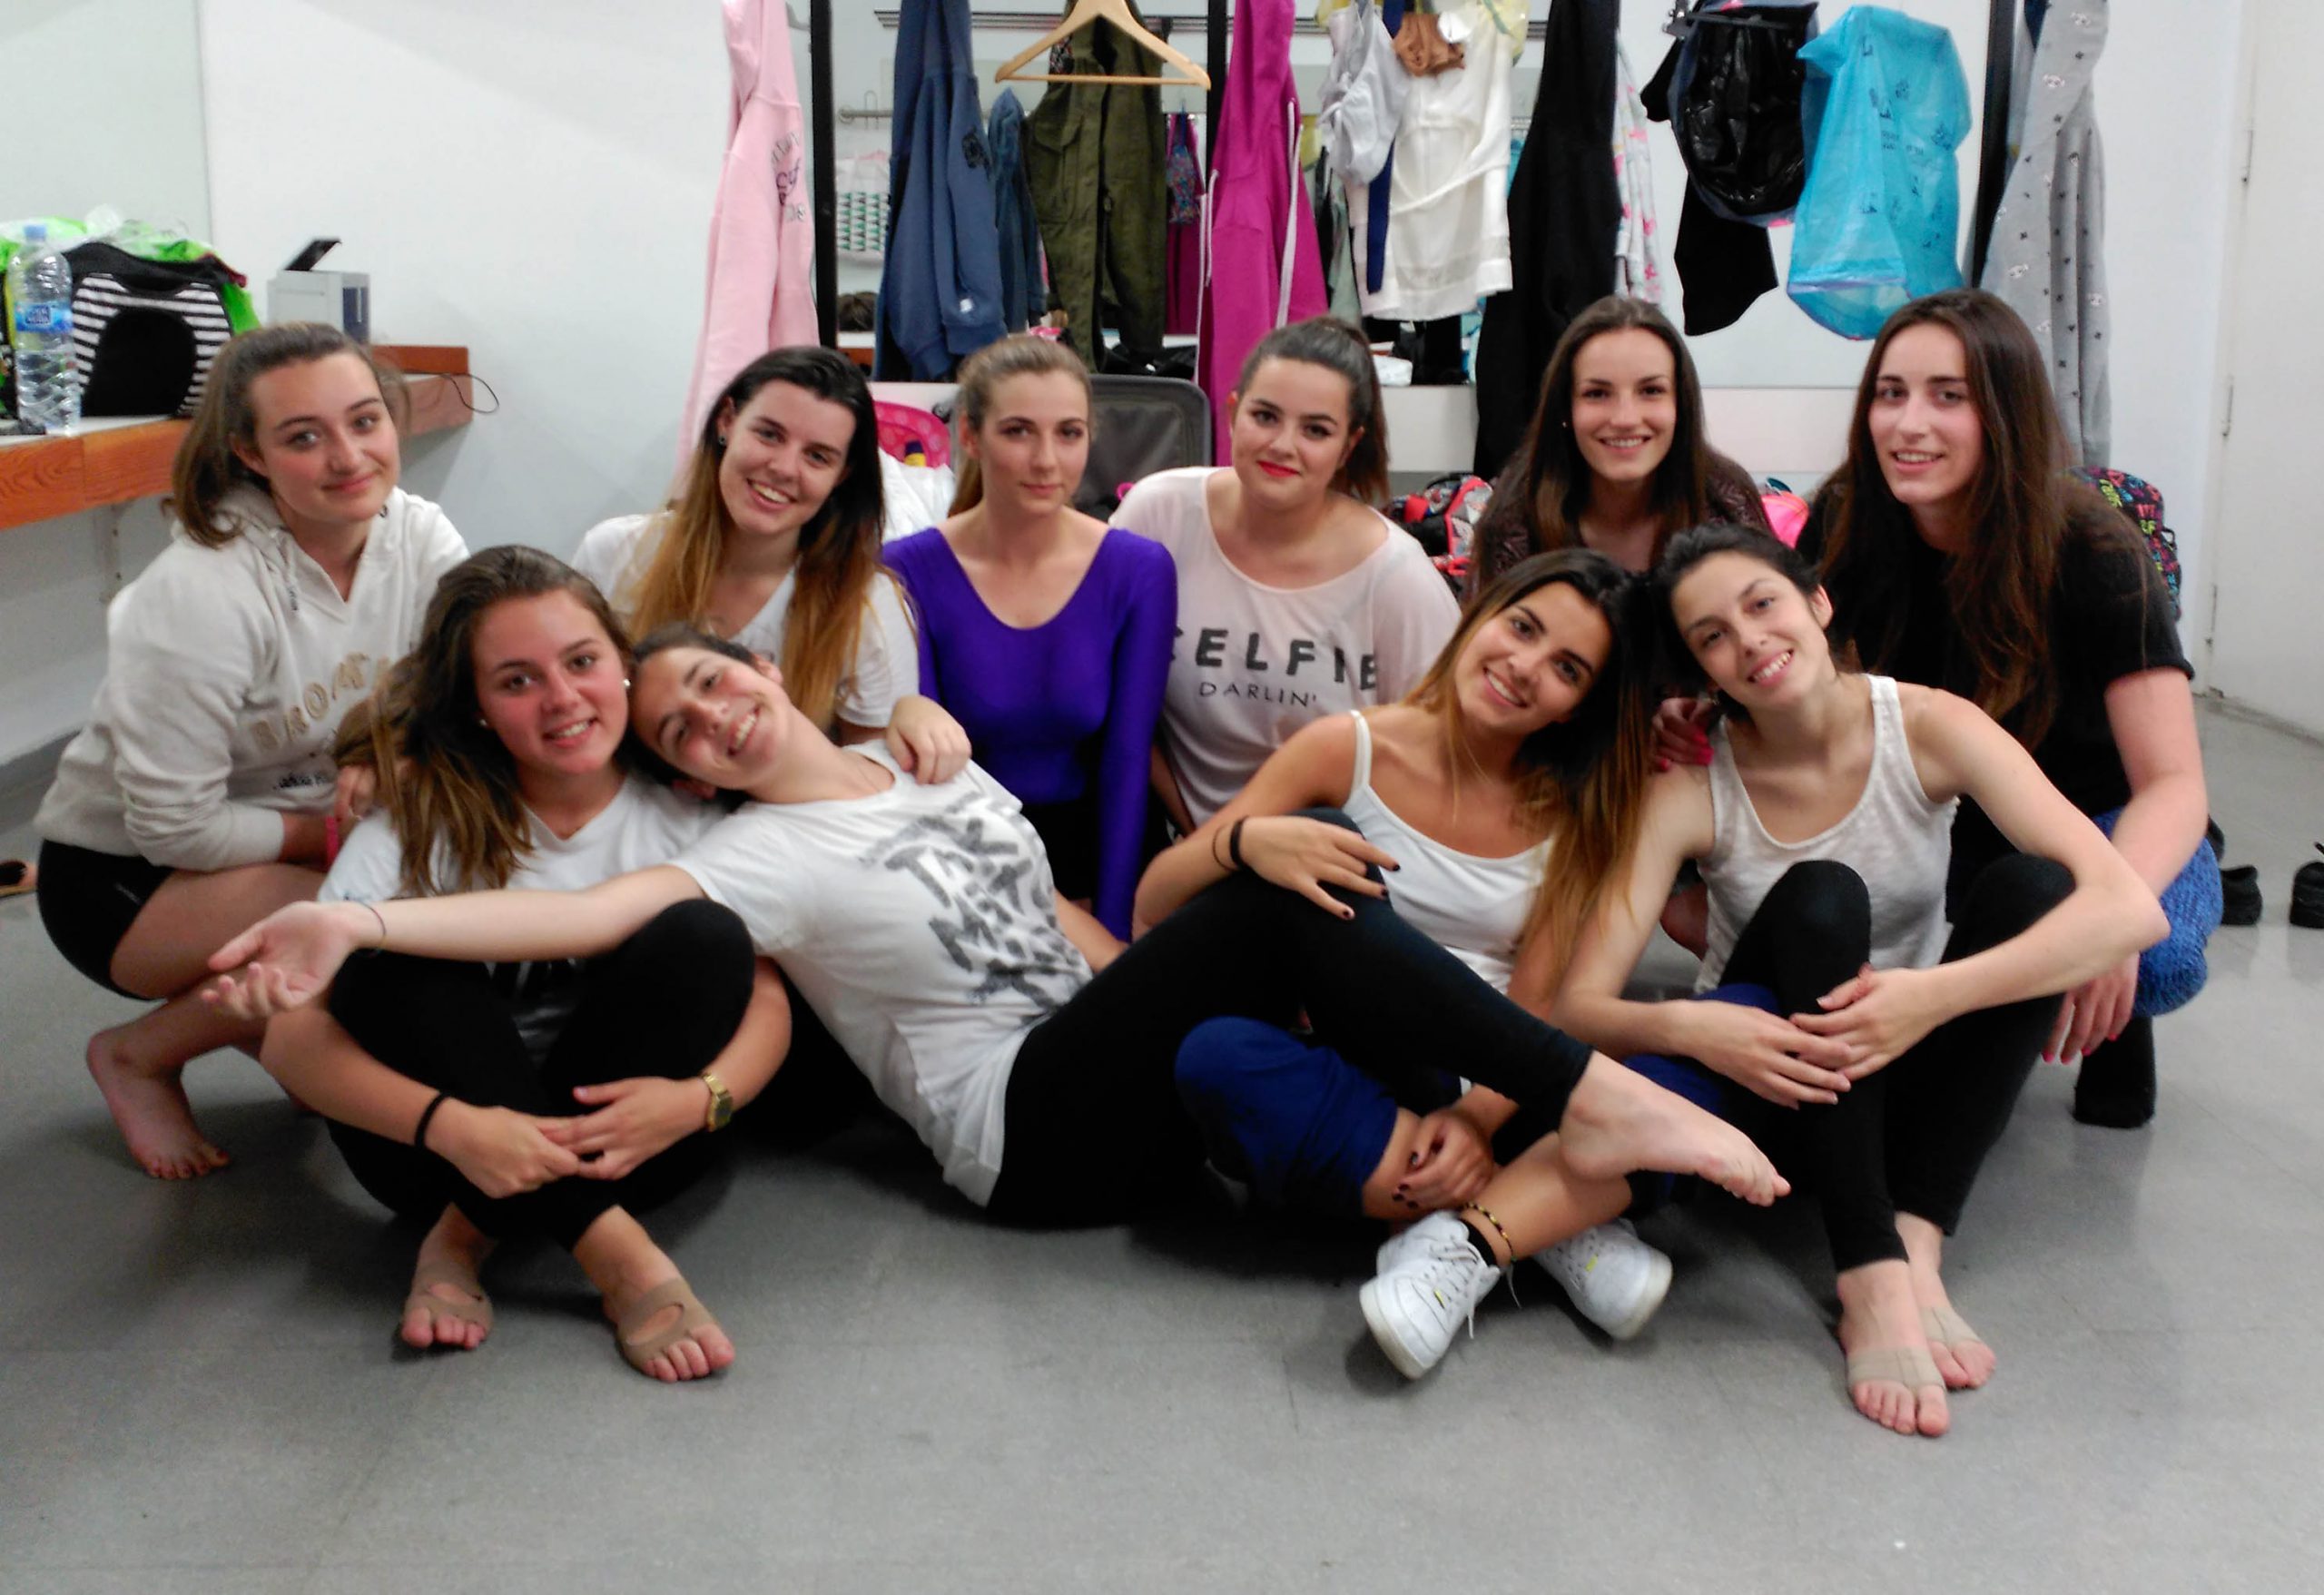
[
  {"xmin": 1114, "ymin": 468, "xmax": 1460, "ymax": 825},
  {"xmin": 669, "ymin": 747, "xmax": 1090, "ymax": 1206}
]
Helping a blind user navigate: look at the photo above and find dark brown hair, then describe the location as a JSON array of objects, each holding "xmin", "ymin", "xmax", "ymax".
[
  {"xmin": 620, "ymin": 622, "xmax": 762, "ymax": 790},
  {"xmin": 1403, "ymin": 548, "xmax": 1656, "ymax": 972},
  {"xmin": 170, "ymin": 323, "xmax": 409, "ymax": 548},
  {"xmin": 1652, "ymin": 521, "xmax": 1832, "ymax": 724},
  {"xmin": 1233, "ymin": 316, "xmax": 1390, "ymax": 503},
  {"xmin": 1492, "ymin": 296, "xmax": 1734, "ymax": 568},
  {"xmin": 1812, "ymin": 288, "xmax": 2118, "ymax": 748},
  {"xmin": 348, "ymin": 546, "xmax": 631, "ymax": 895}
]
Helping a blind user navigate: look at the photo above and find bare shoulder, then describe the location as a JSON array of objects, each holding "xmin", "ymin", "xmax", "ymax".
[
  {"xmin": 1896, "ymin": 682, "xmax": 1997, "ymax": 752},
  {"xmin": 1256, "ymin": 713, "xmax": 1363, "ymax": 807},
  {"xmin": 1643, "ymin": 763, "xmax": 1716, "ymax": 854}
]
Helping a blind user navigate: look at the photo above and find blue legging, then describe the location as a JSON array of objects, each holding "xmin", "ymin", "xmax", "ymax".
[
  {"xmin": 2092, "ymin": 807, "xmax": 2220, "ymax": 1017},
  {"xmin": 1174, "ymin": 1019, "xmax": 1462, "ymax": 1213}
]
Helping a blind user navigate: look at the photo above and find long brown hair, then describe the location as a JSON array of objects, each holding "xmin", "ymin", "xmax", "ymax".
[
  {"xmin": 1492, "ymin": 296, "xmax": 1736, "ymax": 567},
  {"xmin": 1403, "ymin": 549, "xmax": 1656, "ymax": 971},
  {"xmin": 169, "ymin": 323, "xmax": 409, "ymax": 548},
  {"xmin": 1813, "ymin": 288, "xmax": 2113, "ymax": 748},
  {"xmin": 1234, "ymin": 316, "xmax": 1391, "ymax": 503},
  {"xmin": 347, "ymin": 546, "xmax": 632, "ymax": 895},
  {"xmin": 620, "ymin": 346, "xmax": 889, "ymax": 733},
  {"xmin": 948, "ymin": 334, "xmax": 1094, "ymax": 514}
]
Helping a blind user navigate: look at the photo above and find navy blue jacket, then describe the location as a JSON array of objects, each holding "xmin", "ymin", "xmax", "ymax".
[
  {"xmin": 875, "ymin": 0, "xmax": 1006, "ymax": 379},
  {"xmin": 986, "ymin": 91, "xmax": 1047, "ymax": 332}
]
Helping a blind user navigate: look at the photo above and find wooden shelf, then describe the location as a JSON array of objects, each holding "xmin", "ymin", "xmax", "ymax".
[{"xmin": 1, "ymin": 344, "xmax": 476, "ymax": 532}]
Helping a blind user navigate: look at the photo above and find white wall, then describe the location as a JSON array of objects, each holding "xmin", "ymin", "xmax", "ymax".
[
  {"xmin": 2099, "ymin": 2, "xmax": 2243, "ymax": 676},
  {"xmin": 0, "ymin": 502, "xmax": 172, "ymax": 771},
  {"xmin": 0, "ymin": 0, "xmax": 211, "ymax": 232},
  {"xmin": 199, "ymin": 0, "xmax": 731, "ymax": 553}
]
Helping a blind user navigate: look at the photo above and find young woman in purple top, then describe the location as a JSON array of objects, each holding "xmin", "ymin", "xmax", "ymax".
[{"xmin": 885, "ymin": 336, "xmax": 1176, "ymax": 939}]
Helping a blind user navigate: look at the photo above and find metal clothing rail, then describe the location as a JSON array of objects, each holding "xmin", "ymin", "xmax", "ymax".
[{"xmin": 806, "ymin": 1, "xmax": 2024, "ymax": 348}]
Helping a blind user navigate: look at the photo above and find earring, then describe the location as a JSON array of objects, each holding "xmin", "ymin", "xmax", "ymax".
[
  {"xmin": 622, "ymin": 677, "xmax": 632, "ymax": 688},
  {"xmin": 477, "ymin": 715, "xmax": 489, "ymax": 727},
  {"xmin": 715, "ymin": 433, "xmax": 729, "ymax": 450}
]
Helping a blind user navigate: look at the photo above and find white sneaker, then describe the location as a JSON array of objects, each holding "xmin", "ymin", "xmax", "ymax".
[
  {"xmin": 1359, "ymin": 1211, "xmax": 1503, "ymax": 1380},
  {"xmin": 1535, "ymin": 1219, "xmax": 1672, "ymax": 1342}
]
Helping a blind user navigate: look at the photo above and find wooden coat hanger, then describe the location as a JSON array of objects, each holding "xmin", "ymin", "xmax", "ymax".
[{"xmin": 993, "ymin": 0, "xmax": 1213, "ymax": 89}]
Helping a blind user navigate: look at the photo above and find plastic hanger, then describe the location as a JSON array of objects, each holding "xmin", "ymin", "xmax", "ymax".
[{"xmin": 993, "ymin": 0, "xmax": 1213, "ymax": 90}]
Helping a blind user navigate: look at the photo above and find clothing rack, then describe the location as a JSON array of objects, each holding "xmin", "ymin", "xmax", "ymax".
[{"xmin": 802, "ymin": 1, "xmax": 2023, "ymax": 351}]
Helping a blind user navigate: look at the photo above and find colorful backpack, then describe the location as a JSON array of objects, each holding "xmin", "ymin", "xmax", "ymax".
[{"xmin": 2073, "ymin": 465, "xmax": 2181, "ymax": 616}]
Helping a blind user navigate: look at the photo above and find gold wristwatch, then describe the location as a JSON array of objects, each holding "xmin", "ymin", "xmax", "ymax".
[{"xmin": 700, "ymin": 1069, "xmax": 734, "ymax": 1132}]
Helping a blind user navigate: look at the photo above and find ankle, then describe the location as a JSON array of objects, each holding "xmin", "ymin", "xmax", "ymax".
[
  {"xmin": 1458, "ymin": 1205, "xmax": 1515, "ymax": 1268},
  {"xmin": 570, "ymin": 1208, "xmax": 674, "ymax": 1298}
]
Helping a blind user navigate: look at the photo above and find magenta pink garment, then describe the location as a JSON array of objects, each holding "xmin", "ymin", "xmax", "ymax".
[
  {"xmin": 1198, "ymin": 0, "xmax": 1328, "ymax": 458},
  {"xmin": 680, "ymin": 0, "xmax": 820, "ymax": 454}
]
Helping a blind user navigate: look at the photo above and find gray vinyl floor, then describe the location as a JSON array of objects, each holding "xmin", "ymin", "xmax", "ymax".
[{"xmin": 3, "ymin": 698, "xmax": 2320, "ymax": 1594}]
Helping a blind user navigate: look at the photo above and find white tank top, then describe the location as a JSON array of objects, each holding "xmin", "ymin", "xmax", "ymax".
[
  {"xmin": 1341, "ymin": 712, "xmax": 1549, "ymax": 993},
  {"xmin": 1698, "ymin": 675, "xmax": 1958, "ymax": 991}
]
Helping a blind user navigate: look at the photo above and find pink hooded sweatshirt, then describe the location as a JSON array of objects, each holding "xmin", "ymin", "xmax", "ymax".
[
  {"xmin": 1199, "ymin": 0, "xmax": 1329, "ymax": 459},
  {"xmin": 680, "ymin": 0, "xmax": 819, "ymax": 451}
]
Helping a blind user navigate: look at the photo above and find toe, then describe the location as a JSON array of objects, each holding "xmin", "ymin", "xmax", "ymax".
[
  {"xmin": 1956, "ymin": 1341, "xmax": 1996, "ymax": 1387},
  {"xmin": 1917, "ymin": 1385, "xmax": 1950, "ymax": 1437},
  {"xmin": 1927, "ymin": 1338, "xmax": 1972, "ymax": 1390},
  {"xmin": 399, "ymin": 1309, "xmax": 434, "ymax": 1349}
]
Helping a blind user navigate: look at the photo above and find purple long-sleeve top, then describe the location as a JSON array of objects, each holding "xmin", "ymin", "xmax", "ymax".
[{"xmin": 886, "ymin": 526, "xmax": 1177, "ymax": 939}]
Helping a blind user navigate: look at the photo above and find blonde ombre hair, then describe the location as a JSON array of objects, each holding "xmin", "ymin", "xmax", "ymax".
[
  {"xmin": 1402, "ymin": 549, "xmax": 1656, "ymax": 971},
  {"xmin": 622, "ymin": 346, "xmax": 889, "ymax": 733}
]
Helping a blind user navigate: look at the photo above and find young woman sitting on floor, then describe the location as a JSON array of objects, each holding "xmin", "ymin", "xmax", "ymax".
[
  {"xmin": 264, "ymin": 547, "xmax": 796, "ymax": 1380},
  {"xmin": 1358, "ymin": 524, "xmax": 2163, "ymax": 1441},
  {"xmin": 1113, "ymin": 316, "xmax": 1461, "ymax": 835},
  {"xmin": 1143, "ymin": 549, "xmax": 1699, "ymax": 1347},
  {"xmin": 886, "ymin": 334, "xmax": 1177, "ymax": 940},
  {"xmin": 34, "ymin": 323, "xmax": 468, "ymax": 1177},
  {"xmin": 573, "ymin": 345, "xmax": 935, "ymax": 753}
]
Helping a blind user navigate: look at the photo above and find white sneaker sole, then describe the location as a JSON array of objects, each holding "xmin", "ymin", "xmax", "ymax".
[
  {"xmin": 1582, "ymin": 1249, "xmax": 1674, "ymax": 1343},
  {"xmin": 1359, "ymin": 1279, "xmax": 1438, "ymax": 1381}
]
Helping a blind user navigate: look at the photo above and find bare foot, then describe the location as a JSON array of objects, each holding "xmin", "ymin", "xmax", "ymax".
[
  {"xmin": 575, "ymin": 1208, "xmax": 734, "ymax": 1383},
  {"xmin": 603, "ymin": 1272, "xmax": 735, "ymax": 1383},
  {"xmin": 86, "ymin": 1024, "xmax": 229, "ymax": 1179},
  {"xmin": 1558, "ymin": 1055, "xmax": 1789, "ymax": 1206},
  {"xmin": 400, "ymin": 1207, "xmax": 496, "ymax": 1351},
  {"xmin": 1899, "ymin": 1216, "xmax": 1994, "ymax": 1389},
  {"xmin": 1836, "ymin": 1260, "xmax": 1948, "ymax": 1438}
]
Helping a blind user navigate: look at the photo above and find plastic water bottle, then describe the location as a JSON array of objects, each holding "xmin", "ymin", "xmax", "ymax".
[{"xmin": 7, "ymin": 224, "xmax": 81, "ymax": 431}]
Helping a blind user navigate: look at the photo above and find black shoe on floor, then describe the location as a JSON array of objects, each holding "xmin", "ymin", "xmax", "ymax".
[
  {"xmin": 2074, "ymin": 1017, "xmax": 2158, "ymax": 1129},
  {"xmin": 2293, "ymin": 846, "xmax": 2324, "ymax": 930},
  {"xmin": 2221, "ymin": 864, "xmax": 2263, "ymax": 927},
  {"xmin": 2206, "ymin": 818, "xmax": 2227, "ymax": 859}
]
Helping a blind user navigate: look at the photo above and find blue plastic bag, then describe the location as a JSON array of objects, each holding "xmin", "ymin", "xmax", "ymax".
[{"xmin": 1787, "ymin": 6, "xmax": 1970, "ymax": 339}]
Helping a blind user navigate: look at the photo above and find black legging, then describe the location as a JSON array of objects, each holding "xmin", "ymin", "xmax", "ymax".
[
  {"xmin": 325, "ymin": 900, "xmax": 756, "ymax": 1249},
  {"xmin": 987, "ymin": 809, "xmax": 1598, "ymax": 1224},
  {"xmin": 1718, "ymin": 856, "xmax": 2073, "ymax": 1271}
]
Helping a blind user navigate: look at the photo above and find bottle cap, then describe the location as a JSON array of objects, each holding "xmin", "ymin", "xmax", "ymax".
[{"xmin": 23, "ymin": 222, "xmax": 45, "ymax": 242}]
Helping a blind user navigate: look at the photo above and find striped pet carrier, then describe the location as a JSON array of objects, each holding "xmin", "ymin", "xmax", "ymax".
[{"xmin": 64, "ymin": 241, "xmax": 240, "ymax": 418}]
